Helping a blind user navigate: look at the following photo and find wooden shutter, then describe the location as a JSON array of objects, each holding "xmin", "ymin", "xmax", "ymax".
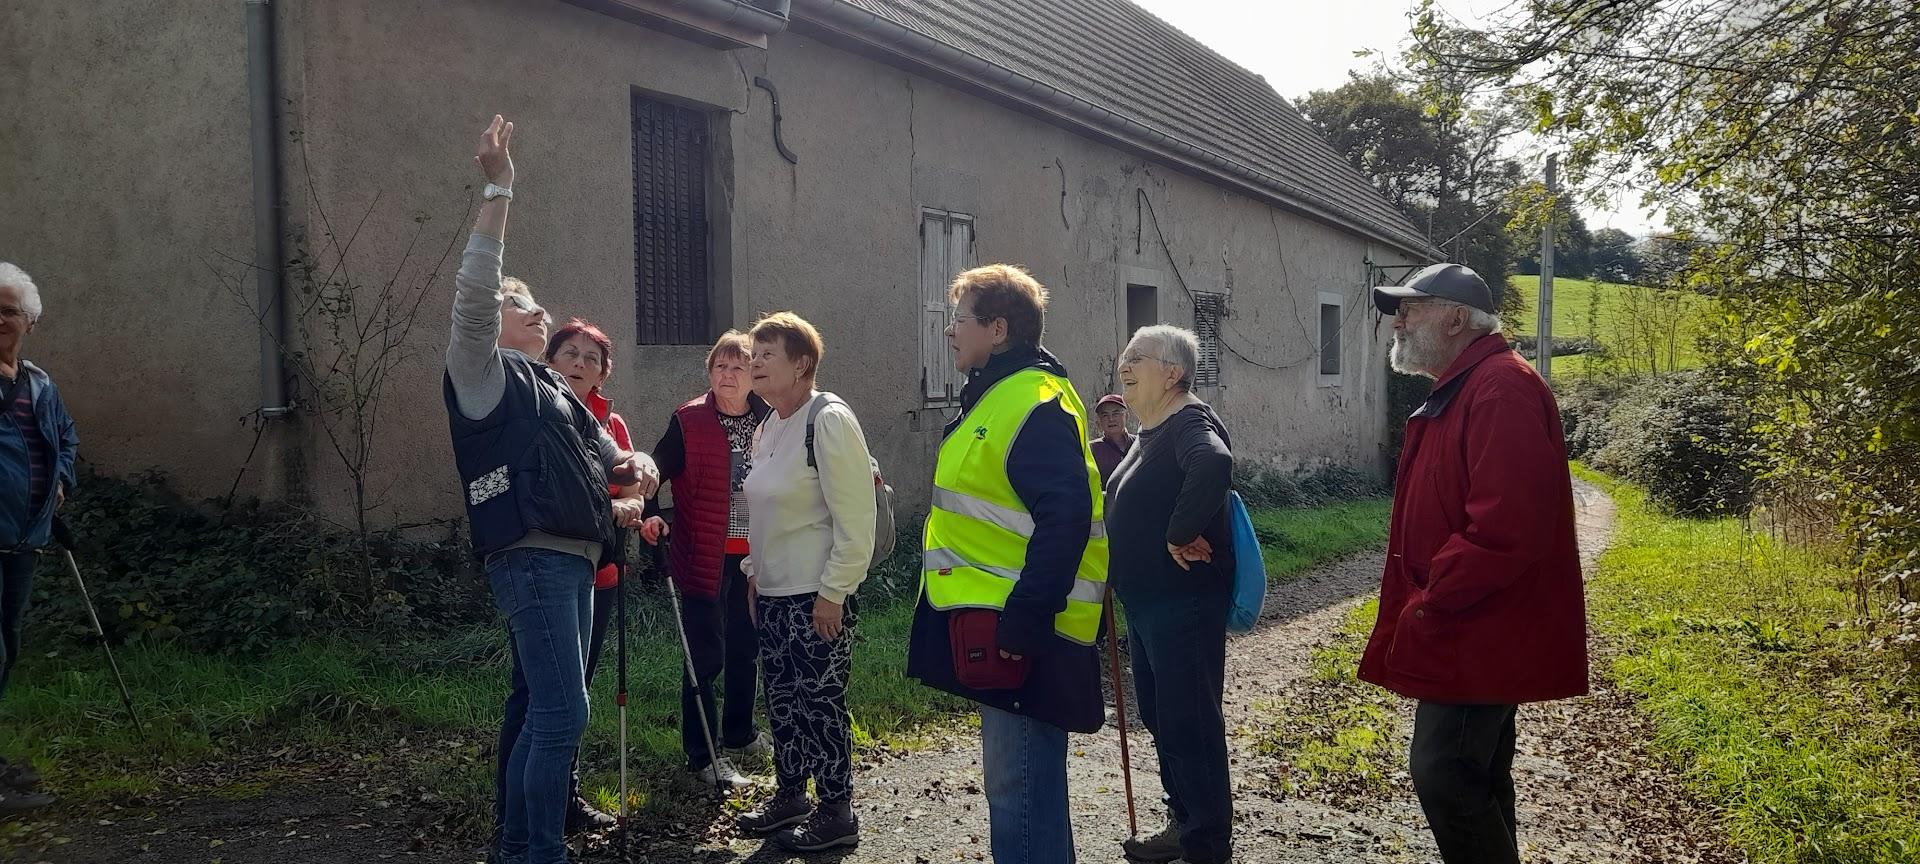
[
  {"xmin": 920, "ymin": 211, "xmax": 974, "ymax": 403},
  {"xmin": 633, "ymin": 94, "xmax": 711, "ymax": 345}
]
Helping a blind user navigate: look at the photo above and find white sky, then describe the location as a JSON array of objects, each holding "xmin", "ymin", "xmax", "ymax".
[{"xmin": 1127, "ymin": 0, "xmax": 1664, "ymax": 237}]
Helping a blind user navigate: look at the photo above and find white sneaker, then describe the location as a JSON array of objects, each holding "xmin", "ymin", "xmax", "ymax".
[
  {"xmin": 692, "ymin": 756, "xmax": 749, "ymax": 787},
  {"xmin": 725, "ymin": 730, "xmax": 775, "ymax": 762}
]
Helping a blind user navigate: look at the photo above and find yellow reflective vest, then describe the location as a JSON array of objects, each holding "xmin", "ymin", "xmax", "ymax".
[{"xmin": 921, "ymin": 367, "xmax": 1108, "ymax": 645}]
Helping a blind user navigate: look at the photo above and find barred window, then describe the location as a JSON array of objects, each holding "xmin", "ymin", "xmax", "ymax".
[
  {"xmin": 1192, "ymin": 292, "xmax": 1224, "ymax": 387},
  {"xmin": 632, "ymin": 94, "xmax": 711, "ymax": 345}
]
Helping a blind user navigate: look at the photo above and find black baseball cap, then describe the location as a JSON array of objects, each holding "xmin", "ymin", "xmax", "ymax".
[{"xmin": 1371, "ymin": 263, "xmax": 1496, "ymax": 315}]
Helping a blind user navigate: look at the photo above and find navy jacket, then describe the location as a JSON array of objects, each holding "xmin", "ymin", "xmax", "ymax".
[
  {"xmin": 906, "ymin": 346, "xmax": 1104, "ymax": 733},
  {"xmin": 0, "ymin": 361, "xmax": 78, "ymax": 551},
  {"xmin": 444, "ymin": 352, "xmax": 617, "ymax": 566}
]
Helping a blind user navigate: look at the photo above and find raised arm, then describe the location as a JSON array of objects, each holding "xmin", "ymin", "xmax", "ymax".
[{"xmin": 446, "ymin": 115, "xmax": 516, "ymax": 421}]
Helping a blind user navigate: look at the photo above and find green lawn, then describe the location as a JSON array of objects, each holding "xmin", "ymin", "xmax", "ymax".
[
  {"xmin": 0, "ymin": 497, "xmax": 1391, "ymax": 827},
  {"xmin": 1505, "ymin": 275, "xmax": 1718, "ymax": 375},
  {"xmin": 1575, "ymin": 465, "xmax": 1920, "ymax": 863}
]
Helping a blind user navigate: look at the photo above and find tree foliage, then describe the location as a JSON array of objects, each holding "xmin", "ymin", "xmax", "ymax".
[
  {"xmin": 1413, "ymin": 0, "xmax": 1920, "ymax": 656},
  {"xmin": 1590, "ymin": 227, "xmax": 1643, "ymax": 282},
  {"xmin": 1298, "ymin": 71, "xmax": 1529, "ymax": 317}
]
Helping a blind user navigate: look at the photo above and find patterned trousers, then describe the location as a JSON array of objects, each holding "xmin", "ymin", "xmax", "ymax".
[{"xmin": 756, "ymin": 592, "xmax": 857, "ymax": 803}]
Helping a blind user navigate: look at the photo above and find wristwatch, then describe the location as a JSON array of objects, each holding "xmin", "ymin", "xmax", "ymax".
[{"xmin": 483, "ymin": 183, "xmax": 513, "ymax": 202}]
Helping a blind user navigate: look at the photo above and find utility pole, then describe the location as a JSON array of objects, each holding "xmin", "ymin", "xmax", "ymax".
[{"xmin": 1536, "ymin": 153, "xmax": 1557, "ymax": 383}]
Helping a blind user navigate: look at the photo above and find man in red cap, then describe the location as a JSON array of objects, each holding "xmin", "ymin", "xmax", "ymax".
[
  {"xmin": 1088, "ymin": 394, "xmax": 1133, "ymax": 484},
  {"xmin": 1360, "ymin": 262, "xmax": 1588, "ymax": 864}
]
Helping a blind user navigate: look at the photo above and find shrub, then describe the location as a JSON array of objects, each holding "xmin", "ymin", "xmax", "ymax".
[
  {"xmin": 1590, "ymin": 370, "xmax": 1759, "ymax": 515},
  {"xmin": 1234, "ymin": 462, "xmax": 1387, "ymax": 510},
  {"xmin": 30, "ymin": 468, "xmax": 489, "ymax": 654},
  {"xmin": 1555, "ymin": 376, "xmax": 1637, "ymax": 462}
]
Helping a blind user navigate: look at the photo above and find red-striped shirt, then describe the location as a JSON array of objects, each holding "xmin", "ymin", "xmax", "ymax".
[{"xmin": 5, "ymin": 376, "xmax": 50, "ymax": 514}]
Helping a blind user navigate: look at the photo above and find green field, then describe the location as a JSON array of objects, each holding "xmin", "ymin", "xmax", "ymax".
[{"xmin": 1504, "ymin": 275, "xmax": 1718, "ymax": 375}]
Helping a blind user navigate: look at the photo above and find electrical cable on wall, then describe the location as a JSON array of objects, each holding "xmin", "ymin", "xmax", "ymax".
[{"xmin": 1134, "ymin": 188, "xmax": 1383, "ymax": 372}]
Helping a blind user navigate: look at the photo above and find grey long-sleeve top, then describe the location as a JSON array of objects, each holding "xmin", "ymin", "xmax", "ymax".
[{"xmin": 447, "ymin": 232, "xmax": 623, "ymax": 563}]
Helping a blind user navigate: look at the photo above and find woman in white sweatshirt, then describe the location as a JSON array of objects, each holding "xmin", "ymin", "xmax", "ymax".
[{"xmin": 732, "ymin": 311, "xmax": 876, "ymax": 853}]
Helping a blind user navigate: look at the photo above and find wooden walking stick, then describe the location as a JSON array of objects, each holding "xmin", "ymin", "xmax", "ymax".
[{"xmin": 1104, "ymin": 590, "xmax": 1138, "ymax": 838}]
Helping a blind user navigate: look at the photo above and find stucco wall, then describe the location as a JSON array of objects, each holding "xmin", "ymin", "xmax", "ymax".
[
  {"xmin": 0, "ymin": 0, "xmax": 303, "ymax": 503},
  {"xmin": 5, "ymin": 0, "xmax": 1414, "ymax": 526}
]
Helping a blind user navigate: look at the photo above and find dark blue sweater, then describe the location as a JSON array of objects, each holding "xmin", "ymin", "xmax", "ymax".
[{"xmin": 905, "ymin": 346, "xmax": 1104, "ymax": 733}]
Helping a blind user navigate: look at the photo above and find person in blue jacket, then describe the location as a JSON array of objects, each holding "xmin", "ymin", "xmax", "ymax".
[{"xmin": 0, "ymin": 262, "xmax": 78, "ymax": 814}]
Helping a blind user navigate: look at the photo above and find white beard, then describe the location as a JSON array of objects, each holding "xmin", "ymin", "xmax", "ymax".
[{"xmin": 1390, "ymin": 328, "xmax": 1442, "ymax": 378}]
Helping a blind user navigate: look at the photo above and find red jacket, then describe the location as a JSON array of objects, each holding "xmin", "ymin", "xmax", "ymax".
[
  {"xmin": 1358, "ymin": 334, "xmax": 1589, "ymax": 704},
  {"xmin": 586, "ymin": 390, "xmax": 632, "ymax": 590}
]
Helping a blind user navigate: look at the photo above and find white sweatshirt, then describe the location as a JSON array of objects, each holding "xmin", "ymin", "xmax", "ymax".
[{"xmin": 743, "ymin": 393, "xmax": 877, "ymax": 603}]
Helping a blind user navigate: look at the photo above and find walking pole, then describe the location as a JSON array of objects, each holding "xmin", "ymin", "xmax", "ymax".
[
  {"xmin": 660, "ymin": 536, "xmax": 726, "ymax": 802},
  {"xmin": 49, "ymin": 516, "xmax": 144, "ymax": 739},
  {"xmin": 1104, "ymin": 589, "xmax": 1138, "ymax": 838},
  {"xmin": 616, "ymin": 531, "xmax": 631, "ymax": 857}
]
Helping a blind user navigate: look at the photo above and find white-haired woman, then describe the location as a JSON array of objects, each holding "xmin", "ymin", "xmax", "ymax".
[
  {"xmin": 1104, "ymin": 324, "xmax": 1236, "ymax": 864},
  {"xmin": 0, "ymin": 262, "xmax": 76, "ymax": 814}
]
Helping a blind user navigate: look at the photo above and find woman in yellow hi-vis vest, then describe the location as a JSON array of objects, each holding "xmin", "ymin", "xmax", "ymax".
[{"xmin": 905, "ymin": 264, "xmax": 1107, "ymax": 864}]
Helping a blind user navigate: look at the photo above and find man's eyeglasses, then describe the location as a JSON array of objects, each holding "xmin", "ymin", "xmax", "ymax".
[{"xmin": 1393, "ymin": 298, "xmax": 1446, "ymax": 318}]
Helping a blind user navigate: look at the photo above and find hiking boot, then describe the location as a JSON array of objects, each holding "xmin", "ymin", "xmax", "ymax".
[
  {"xmin": 565, "ymin": 795, "xmax": 617, "ymax": 835},
  {"xmin": 723, "ymin": 730, "xmax": 775, "ymax": 763},
  {"xmin": 0, "ymin": 758, "xmax": 39, "ymax": 789},
  {"xmin": 1122, "ymin": 818, "xmax": 1185, "ymax": 862},
  {"xmin": 774, "ymin": 801, "xmax": 859, "ymax": 853},
  {"xmin": 691, "ymin": 756, "xmax": 749, "ymax": 788},
  {"xmin": 0, "ymin": 786, "xmax": 55, "ymax": 814},
  {"xmin": 736, "ymin": 786, "xmax": 811, "ymax": 835}
]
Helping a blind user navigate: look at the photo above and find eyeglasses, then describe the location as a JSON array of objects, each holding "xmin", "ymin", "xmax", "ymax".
[
  {"xmin": 504, "ymin": 294, "xmax": 551, "ymax": 325},
  {"xmin": 1118, "ymin": 351, "xmax": 1168, "ymax": 366},
  {"xmin": 0, "ymin": 306, "xmax": 28, "ymax": 322},
  {"xmin": 1393, "ymin": 299, "xmax": 1449, "ymax": 318},
  {"xmin": 946, "ymin": 308, "xmax": 993, "ymax": 325}
]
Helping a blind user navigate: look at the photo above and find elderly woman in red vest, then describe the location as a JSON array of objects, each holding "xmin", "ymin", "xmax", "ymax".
[{"xmin": 640, "ymin": 330, "xmax": 772, "ymax": 786}]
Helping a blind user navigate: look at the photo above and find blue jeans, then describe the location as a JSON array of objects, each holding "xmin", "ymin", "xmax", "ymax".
[
  {"xmin": 980, "ymin": 704, "xmax": 1073, "ymax": 864},
  {"xmin": 495, "ymin": 585, "xmax": 618, "ymax": 834},
  {"xmin": 0, "ymin": 551, "xmax": 34, "ymax": 700},
  {"xmin": 1123, "ymin": 584, "xmax": 1233, "ymax": 864},
  {"xmin": 488, "ymin": 548, "xmax": 594, "ymax": 864}
]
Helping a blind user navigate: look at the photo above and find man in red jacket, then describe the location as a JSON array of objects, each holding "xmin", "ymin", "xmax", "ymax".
[{"xmin": 1360, "ymin": 263, "xmax": 1588, "ymax": 864}]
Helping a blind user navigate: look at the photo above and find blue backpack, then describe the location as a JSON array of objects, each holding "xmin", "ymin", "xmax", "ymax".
[{"xmin": 1226, "ymin": 491, "xmax": 1266, "ymax": 633}]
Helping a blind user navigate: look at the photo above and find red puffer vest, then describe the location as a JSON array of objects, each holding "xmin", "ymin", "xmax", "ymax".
[{"xmin": 668, "ymin": 392, "xmax": 739, "ymax": 598}]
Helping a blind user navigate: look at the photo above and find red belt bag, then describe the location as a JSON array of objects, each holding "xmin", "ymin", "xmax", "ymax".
[{"xmin": 949, "ymin": 609, "xmax": 1031, "ymax": 690}]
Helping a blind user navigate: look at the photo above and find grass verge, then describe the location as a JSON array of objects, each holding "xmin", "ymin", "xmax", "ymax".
[
  {"xmin": 1, "ymin": 497, "xmax": 1391, "ymax": 834},
  {"xmin": 1251, "ymin": 599, "xmax": 1399, "ymax": 803},
  {"xmin": 1249, "ymin": 499, "xmax": 1391, "ymax": 579},
  {"xmin": 1574, "ymin": 466, "xmax": 1920, "ymax": 863}
]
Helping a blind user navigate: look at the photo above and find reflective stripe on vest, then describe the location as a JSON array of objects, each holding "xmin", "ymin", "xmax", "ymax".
[{"xmin": 922, "ymin": 367, "xmax": 1109, "ymax": 645}]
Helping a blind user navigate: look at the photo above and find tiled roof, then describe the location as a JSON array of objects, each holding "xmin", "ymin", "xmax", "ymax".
[{"xmin": 814, "ymin": 0, "xmax": 1436, "ymax": 256}]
